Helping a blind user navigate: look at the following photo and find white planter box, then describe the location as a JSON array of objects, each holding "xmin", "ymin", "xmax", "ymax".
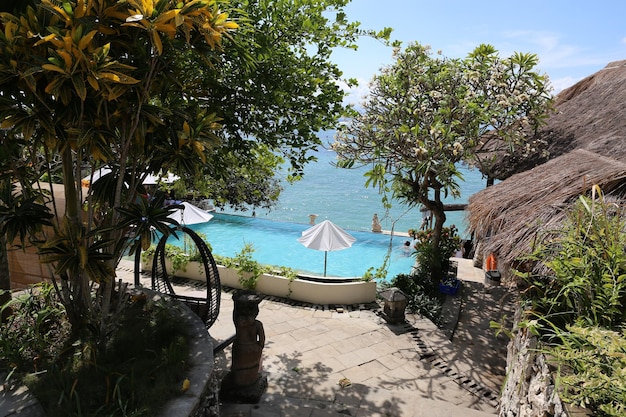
[{"xmin": 143, "ymin": 259, "xmax": 377, "ymax": 305}]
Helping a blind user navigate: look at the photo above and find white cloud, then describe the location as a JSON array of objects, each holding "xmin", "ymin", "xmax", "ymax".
[
  {"xmin": 502, "ymin": 29, "xmax": 624, "ymax": 73},
  {"xmin": 550, "ymin": 76, "xmax": 581, "ymax": 95},
  {"xmin": 337, "ymin": 77, "xmax": 371, "ymax": 106}
]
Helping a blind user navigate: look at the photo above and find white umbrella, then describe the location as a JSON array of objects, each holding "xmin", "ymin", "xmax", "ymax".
[
  {"xmin": 81, "ymin": 167, "xmax": 112, "ymax": 187},
  {"xmin": 143, "ymin": 172, "xmax": 180, "ymax": 185},
  {"xmin": 167, "ymin": 202, "xmax": 213, "ymax": 225},
  {"xmin": 297, "ymin": 220, "xmax": 356, "ymax": 276},
  {"xmin": 81, "ymin": 168, "xmax": 179, "ymax": 186}
]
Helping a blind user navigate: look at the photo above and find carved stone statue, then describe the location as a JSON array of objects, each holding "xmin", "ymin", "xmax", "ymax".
[
  {"xmin": 220, "ymin": 290, "xmax": 268, "ymax": 403},
  {"xmin": 372, "ymin": 213, "xmax": 382, "ymax": 233}
]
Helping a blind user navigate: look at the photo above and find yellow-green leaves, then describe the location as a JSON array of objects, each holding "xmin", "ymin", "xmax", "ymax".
[
  {"xmin": 118, "ymin": 0, "xmax": 237, "ymax": 55},
  {"xmin": 39, "ymin": 220, "xmax": 114, "ymax": 282}
]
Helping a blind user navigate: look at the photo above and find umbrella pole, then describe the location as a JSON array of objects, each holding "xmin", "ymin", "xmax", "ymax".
[{"xmin": 324, "ymin": 251, "xmax": 327, "ymax": 277}]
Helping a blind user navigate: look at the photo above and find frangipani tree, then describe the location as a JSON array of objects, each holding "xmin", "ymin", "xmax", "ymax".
[
  {"xmin": 333, "ymin": 43, "xmax": 552, "ymax": 281},
  {"xmin": 0, "ymin": 0, "xmax": 237, "ymax": 344}
]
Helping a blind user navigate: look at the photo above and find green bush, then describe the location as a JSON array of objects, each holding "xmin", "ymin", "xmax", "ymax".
[
  {"xmin": 0, "ymin": 283, "xmax": 68, "ymax": 374},
  {"xmin": 233, "ymin": 243, "xmax": 263, "ymax": 290},
  {"xmin": 1, "ymin": 289, "xmax": 191, "ymax": 417},
  {"xmin": 388, "ymin": 272, "xmax": 443, "ymax": 324},
  {"xmin": 550, "ymin": 325, "xmax": 626, "ymax": 417},
  {"xmin": 412, "ymin": 225, "xmax": 460, "ymax": 280},
  {"xmin": 518, "ymin": 187, "xmax": 626, "ymax": 416}
]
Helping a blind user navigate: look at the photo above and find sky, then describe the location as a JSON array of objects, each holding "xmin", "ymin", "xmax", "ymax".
[{"xmin": 333, "ymin": 0, "xmax": 626, "ymax": 104}]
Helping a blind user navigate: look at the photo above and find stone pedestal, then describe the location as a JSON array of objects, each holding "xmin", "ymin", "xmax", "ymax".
[
  {"xmin": 220, "ymin": 290, "xmax": 267, "ymax": 404},
  {"xmin": 379, "ymin": 287, "xmax": 407, "ymax": 324},
  {"xmin": 220, "ymin": 373, "xmax": 268, "ymax": 404}
]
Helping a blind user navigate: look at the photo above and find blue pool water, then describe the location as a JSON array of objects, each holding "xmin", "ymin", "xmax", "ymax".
[
  {"xmin": 165, "ymin": 136, "xmax": 487, "ymax": 279},
  {"xmin": 175, "ymin": 213, "xmax": 416, "ymax": 279}
]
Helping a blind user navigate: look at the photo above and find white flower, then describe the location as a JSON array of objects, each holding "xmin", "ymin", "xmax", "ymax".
[{"xmin": 413, "ymin": 147, "xmax": 427, "ymax": 157}]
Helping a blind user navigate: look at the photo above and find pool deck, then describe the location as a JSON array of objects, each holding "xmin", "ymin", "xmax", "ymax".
[
  {"xmin": 135, "ymin": 257, "xmax": 515, "ymax": 417},
  {"xmin": 1, "ymin": 258, "xmax": 516, "ymax": 417},
  {"xmin": 210, "ymin": 257, "xmax": 515, "ymax": 417}
]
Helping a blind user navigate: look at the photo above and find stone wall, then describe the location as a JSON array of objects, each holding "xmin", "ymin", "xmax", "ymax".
[{"xmin": 499, "ymin": 307, "xmax": 568, "ymax": 417}]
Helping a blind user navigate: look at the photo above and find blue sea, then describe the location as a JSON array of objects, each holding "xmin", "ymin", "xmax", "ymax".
[
  {"xmin": 219, "ymin": 132, "xmax": 486, "ymax": 238},
  {"xmin": 184, "ymin": 133, "xmax": 488, "ymax": 279}
]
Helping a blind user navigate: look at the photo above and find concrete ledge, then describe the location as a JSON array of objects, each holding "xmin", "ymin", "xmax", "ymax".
[
  {"xmin": 141, "ymin": 289, "xmax": 215, "ymax": 417},
  {"xmin": 144, "ymin": 260, "xmax": 377, "ymax": 305}
]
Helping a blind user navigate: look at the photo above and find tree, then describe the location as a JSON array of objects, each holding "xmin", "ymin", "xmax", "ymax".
[
  {"xmin": 333, "ymin": 43, "xmax": 552, "ymax": 281},
  {"xmin": 0, "ymin": 0, "xmax": 238, "ymax": 345},
  {"xmin": 0, "ymin": 0, "xmax": 391, "ymax": 345},
  {"xmin": 186, "ymin": 0, "xmax": 392, "ymax": 210}
]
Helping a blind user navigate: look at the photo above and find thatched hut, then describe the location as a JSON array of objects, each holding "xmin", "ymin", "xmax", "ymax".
[
  {"xmin": 467, "ymin": 149, "xmax": 626, "ymax": 272},
  {"xmin": 485, "ymin": 59, "xmax": 626, "ymax": 180},
  {"xmin": 467, "ymin": 60, "xmax": 626, "ymax": 275}
]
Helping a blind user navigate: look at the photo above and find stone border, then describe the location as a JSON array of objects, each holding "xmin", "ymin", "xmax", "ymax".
[
  {"xmin": 138, "ymin": 289, "xmax": 215, "ymax": 417},
  {"xmin": 0, "ymin": 288, "xmax": 215, "ymax": 417},
  {"xmin": 144, "ymin": 259, "xmax": 377, "ymax": 305}
]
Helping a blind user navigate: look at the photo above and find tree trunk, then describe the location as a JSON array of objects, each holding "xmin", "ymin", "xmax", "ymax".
[
  {"xmin": 60, "ymin": 149, "xmax": 93, "ymax": 333},
  {"xmin": 0, "ymin": 234, "xmax": 12, "ymax": 323},
  {"xmin": 423, "ymin": 186, "xmax": 446, "ymax": 284}
]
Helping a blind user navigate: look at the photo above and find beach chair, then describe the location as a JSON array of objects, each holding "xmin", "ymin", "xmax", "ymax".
[{"xmin": 151, "ymin": 226, "xmax": 221, "ymax": 330}]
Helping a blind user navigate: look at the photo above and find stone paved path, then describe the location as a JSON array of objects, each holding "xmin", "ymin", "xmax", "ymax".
[
  {"xmin": 0, "ymin": 258, "xmax": 516, "ymax": 417},
  {"xmin": 205, "ymin": 258, "xmax": 517, "ymax": 417}
]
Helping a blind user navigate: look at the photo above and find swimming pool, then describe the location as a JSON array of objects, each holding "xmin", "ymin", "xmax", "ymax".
[{"xmin": 175, "ymin": 213, "xmax": 415, "ymax": 280}]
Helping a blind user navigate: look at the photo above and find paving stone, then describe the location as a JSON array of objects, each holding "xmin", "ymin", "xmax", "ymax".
[{"xmin": 108, "ymin": 259, "xmax": 508, "ymax": 417}]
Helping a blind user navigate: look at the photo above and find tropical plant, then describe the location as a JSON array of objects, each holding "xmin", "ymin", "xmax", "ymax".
[
  {"xmin": 333, "ymin": 42, "xmax": 552, "ymax": 282},
  {"xmin": 1, "ymin": 285, "xmax": 191, "ymax": 417},
  {"xmin": 549, "ymin": 325, "xmax": 626, "ymax": 417},
  {"xmin": 0, "ymin": 0, "xmax": 238, "ymax": 347},
  {"xmin": 521, "ymin": 187, "xmax": 626, "ymax": 330},
  {"xmin": 231, "ymin": 243, "xmax": 262, "ymax": 290},
  {"xmin": 412, "ymin": 225, "xmax": 460, "ymax": 277},
  {"xmin": 361, "ymin": 264, "xmax": 389, "ymax": 282},
  {"xmin": 0, "ymin": 283, "xmax": 68, "ymax": 373},
  {"xmin": 516, "ymin": 186, "xmax": 626, "ymax": 416}
]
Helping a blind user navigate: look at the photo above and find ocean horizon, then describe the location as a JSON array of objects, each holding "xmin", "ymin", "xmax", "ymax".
[{"xmin": 219, "ymin": 133, "xmax": 486, "ymax": 239}]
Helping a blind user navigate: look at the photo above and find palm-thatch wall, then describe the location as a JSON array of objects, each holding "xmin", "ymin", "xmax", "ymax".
[
  {"xmin": 485, "ymin": 59, "xmax": 626, "ymax": 180},
  {"xmin": 467, "ymin": 149, "xmax": 626, "ymax": 270}
]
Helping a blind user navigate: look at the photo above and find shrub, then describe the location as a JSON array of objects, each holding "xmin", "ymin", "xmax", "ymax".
[
  {"xmin": 1, "ymin": 285, "xmax": 190, "ymax": 416},
  {"xmin": 521, "ymin": 191, "xmax": 626, "ymax": 331},
  {"xmin": 233, "ymin": 243, "xmax": 263, "ymax": 290},
  {"xmin": 518, "ymin": 187, "xmax": 626, "ymax": 416},
  {"xmin": 388, "ymin": 273, "xmax": 443, "ymax": 324},
  {"xmin": 549, "ymin": 325, "xmax": 626, "ymax": 417},
  {"xmin": 412, "ymin": 225, "xmax": 460, "ymax": 278},
  {"xmin": 0, "ymin": 283, "xmax": 69, "ymax": 374}
]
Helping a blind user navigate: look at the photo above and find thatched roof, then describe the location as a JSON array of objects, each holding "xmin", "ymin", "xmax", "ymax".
[
  {"xmin": 487, "ymin": 60, "xmax": 626, "ymax": 180},
  {"xmin": 467, "ymin": 149, "xmax": 626, "ymax": 267}
]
